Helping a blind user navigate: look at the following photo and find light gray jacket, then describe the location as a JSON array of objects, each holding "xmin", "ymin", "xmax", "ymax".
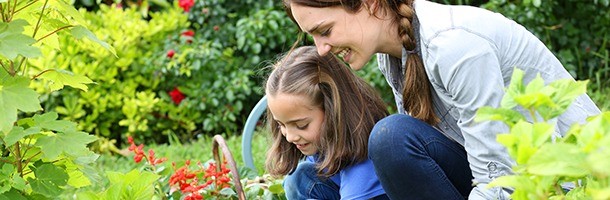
[{"xmin": 377, "ymin": 0, "xmax": 601, "ymax": 199}]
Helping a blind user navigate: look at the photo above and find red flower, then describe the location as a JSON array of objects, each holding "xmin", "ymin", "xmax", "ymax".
[
  {"xmin": 178, "ymin": 0, "xmax": 195, "ymax": 12},
  {"xmin": 169, "ymin": 87, "xmax": 186, "ymax": 105},
  {"xmin": 213, "ymin": 25, "xmax": 220, "ymax": 31},
  {"xmin": 181, "ymin": 30, "xmax": 195, "ymax": 37},
  {"xmin": 181, "ymin": 30, "xmax": 195, "ymax": 44},
  {"xmin": 167, "ymin": 49, "xmax": 176, "ymax": 58}
]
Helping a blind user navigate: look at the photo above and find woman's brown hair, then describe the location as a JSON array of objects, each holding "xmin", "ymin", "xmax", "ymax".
[
  {"xmin": 265, "ymin": 46, "xmax": 388, "ymax": 177},
  {"xmin": 283, "ymin": 0, "xmax": 439, "ymax": 125}
]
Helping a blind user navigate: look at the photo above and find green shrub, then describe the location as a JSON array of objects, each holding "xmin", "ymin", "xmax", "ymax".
[
  {"xmin": 29, "ymin": 4, "xmax": 189, "ymax": 145},
  {"xmin": 477, "ymin": 69, "xmax": 610, "ymax": 199}
]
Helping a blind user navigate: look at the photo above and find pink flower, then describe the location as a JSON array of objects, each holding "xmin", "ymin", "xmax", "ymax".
[
  {"xmin": 167, "ymin": 49, "xmax": 175, "ymax": 58},
  {"xmin": 169, "ymin": 87, "xmax": 186, "ymax": 105},
  {"xmin": 178, "ymin": 0, "xmax": 195, "ymax": 12}
]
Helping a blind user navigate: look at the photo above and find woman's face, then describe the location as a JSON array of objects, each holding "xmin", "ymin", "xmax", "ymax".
[
  {"xmin": 268, "ymin": 92, "xmax": 325, "ymax": 156},
  {"xmin": 290, "ymin": 3, "xmax": 384, "ymax": 70}
]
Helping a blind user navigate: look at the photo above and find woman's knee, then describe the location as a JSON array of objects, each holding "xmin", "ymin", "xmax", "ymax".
[{"xmin": 370, "ymin": 114, "xmax": 418, "ymax": 144}]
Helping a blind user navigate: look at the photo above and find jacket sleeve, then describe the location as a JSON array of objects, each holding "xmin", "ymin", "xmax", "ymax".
[{"xmin": 424, "ymin": 29, "xmax": 515, "ymax": 200}]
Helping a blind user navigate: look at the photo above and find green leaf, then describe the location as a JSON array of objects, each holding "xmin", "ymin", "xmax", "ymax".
[
  {"xmin": 268, "ymin": 183, "xmax": 284, "ymax": 194},
  {"xmin": 475, "ymin": 106, "xmax": 524, "ymax": 127},
  {"xmin": 532, "ymin": 0, "xmax": 541, "ymax": 7},
  {"xmin": 0, "ymin": 189, "xmax": 27, "ymax": 200},
  {"xmin": 501, "ymin": 68, "xmax": 525, "ymax": 109},
  {"xmin": 104, "ymin": 170, "xmax": 159, "ymax": 200},
  {"xmin": 3, "ymin": 126, "xmax": 41, "ymax": 146},
  {"xmin": 527, "ymin": 143, "xmax": 589, "ymax": 177},
  {"xmin": 11, "ymin": 176, "xmax": 26, "ymax": 191},
  {"xmin": 549, "ymin": 79, "xmax": 587, "ymax": 109},
  {"xmin": 35, "ymin": 129, "xmax": 97, "ymax": 160},
  {"xmin": 29, "ymin": 164, "xmax": 69, "ymax": 197},
  {"xmin": 0, "ymin": 164, "xmax": 14, "ymax": 194},
  {"xmin": 50, "ymin": 0, "xmax": 88, "ymax": 26},
  {"xmin": 0, "ymin": 20, "xmax": 42, "ymax": 59},
  {"xmin": 74, "ymin": 191, "xmax": 101, "ymax": 200},
  {"xmin": 0, "ymin": 75, "xmax": 42, "ymax": 133},
  {"xmin": 71, "ymin": 25, "xmax": 117, "ymax": 57},
  {"xmin": 39, "ymin": 69, "xmax": 94, "ymax": 92},
  {"xmin": 32, "ymin": 112, "xmax": 77, "ymax": 132}
]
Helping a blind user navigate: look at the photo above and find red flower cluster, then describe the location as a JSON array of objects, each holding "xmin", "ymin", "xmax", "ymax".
[
  {"xmin": 178, "ymin": 0, "xmax": 195, "ymax": 12},
  {"xmin": 169, "ymin": 87, "xmax": 186, "ymax": 105},
  {"xmin": 169, "ymin": 160, "xmax": 233, "ymax": 200},
  {"xmin": 127, "ymin": 136, "xmax": 167, "ymax": 166}
]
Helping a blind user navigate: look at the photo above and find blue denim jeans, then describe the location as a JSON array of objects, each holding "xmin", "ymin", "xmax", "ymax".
[
  {"xmin": 368, "ymin": 114, "xmax": 473, "ymax": 199},
  {"xmin": 284, "ymin": 161, "xmax": 390, "ymax": 200}
]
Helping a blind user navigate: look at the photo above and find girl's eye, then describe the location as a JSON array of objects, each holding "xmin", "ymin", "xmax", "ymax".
[{"xmin": 296, "ymin": 124, "xmax": 308, "ymax": 130}]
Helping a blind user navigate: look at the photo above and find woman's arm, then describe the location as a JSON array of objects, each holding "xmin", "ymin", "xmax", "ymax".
[{"xmin": 425, "ymin": 29, "xmax": 514, "ymax": 200}]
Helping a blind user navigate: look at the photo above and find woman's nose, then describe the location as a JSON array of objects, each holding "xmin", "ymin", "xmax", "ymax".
[{"xmin": 313, "ymin": 36, "xmax": 331, "ymax": 56}]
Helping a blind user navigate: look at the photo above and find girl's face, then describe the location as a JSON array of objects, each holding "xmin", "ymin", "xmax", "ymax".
[
  {"xmin": 268, "ymin": 92, "xmax": 325, "ymax": 156},
  {"xmin": 290, "ymin": 3, "xmax": 388, "ymax": 70}
]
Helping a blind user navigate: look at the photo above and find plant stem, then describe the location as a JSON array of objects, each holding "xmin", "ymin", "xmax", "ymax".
[
  {"xmin": 14, "ymin": 0, "xmax": 39, "ymax": 14},
  {"xmin": 31, "ymin": 68, "xmax": 55, "ymax": 80},
  {"xmin": 16, "ymin": 0, "xmax": 49, "ymax": 74},
  {"xmin": 14, "ymin": 143, "xmax": 23, "ymax": 177},
  {"xmin": 9, "ymin": 0, "xmax": 17, "ymax": 22},
  {"xmin": 0, "ymin": 3, "xmax": 5, "ymax": 22},
  {"xmin": 36, "ymin": 25, "xmax": 74, "ymax": 43},
  {"xmin": 22, "ymin": 151, "xmax": 42, "ymax": 170},
  {"xmin": 0, "ymin": 60, "xmax": 9, "ymax": 73}
]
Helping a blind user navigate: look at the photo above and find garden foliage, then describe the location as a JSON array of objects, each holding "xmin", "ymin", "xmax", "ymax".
[
  {"xmin": 0, "ymin": 0, "xmax": 114, "ymax": 198},
  {"xmin": 476, "ymin": 69, "xmax": 610, "ymax": 199},
  {"xmin": 29, "ymin": 0, "xmax": 300, "ymax": 146}
]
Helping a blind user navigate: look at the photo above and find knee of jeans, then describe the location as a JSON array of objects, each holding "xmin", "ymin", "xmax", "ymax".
[
  {"xmin": 283, "ymin": 162, "xmax": 317, "ymax": 197},
  {"xmin": 369, "ymin": 114, "xmax": 420, "ymax": 158}
]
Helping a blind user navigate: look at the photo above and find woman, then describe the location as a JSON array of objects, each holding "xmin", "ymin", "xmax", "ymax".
[
  {"xmin": 265, "ymin": 46, "xmax": 390, "ymax": 199},
  {"xmin": 282, "ymin": 0, "xmax": 601, "ymax": 199}
]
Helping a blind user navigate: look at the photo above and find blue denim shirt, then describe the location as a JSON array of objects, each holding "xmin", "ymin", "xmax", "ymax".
[{"xmin": 377, "ymin": 1, "xmax": 601, "ymax": 199}]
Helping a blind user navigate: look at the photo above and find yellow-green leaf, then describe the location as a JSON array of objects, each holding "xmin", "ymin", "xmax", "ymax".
[
  {"xmin": 527, "ymin": 143, "xmax": 589, "ymax": 177},
  {"xmin": 0, "ymin": 75, "xmax": 42, "ymax": 133},
  {"xmin": 39, "ymin": 69, "xmax": 94, "ymax": 92},
  {"xmin": 0, "ymin": 20, "xmax": 42, "ymax": 59},
  {"xmin": 71, "ymin": 25, "xmax": 117, "ymax": 57},
  {"xmin": 35, "ymin": 130, "xmax": 97, "ymax": 160}
]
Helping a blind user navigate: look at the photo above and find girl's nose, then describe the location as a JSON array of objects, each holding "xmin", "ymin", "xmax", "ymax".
[{"xmin": 284, "ymin": 130, "xmax": 300, "ymax": 143}]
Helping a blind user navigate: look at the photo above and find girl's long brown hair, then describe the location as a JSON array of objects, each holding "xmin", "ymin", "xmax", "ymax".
[
  {"xmin": 265, "ymin": 46, "xmax": 388, "ymax": 177},
  {"xmin": 284, "ymin": 0, "xmax": 439, "ymax": 125}
]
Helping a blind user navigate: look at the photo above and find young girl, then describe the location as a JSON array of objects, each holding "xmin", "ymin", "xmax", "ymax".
[
  {"xmin": 264, "ymin": 46, "xmax": 390, "ymax": 199},
  {"xmin": 282, "ymin": 0, "xmax": 602, "ymax": 199}
]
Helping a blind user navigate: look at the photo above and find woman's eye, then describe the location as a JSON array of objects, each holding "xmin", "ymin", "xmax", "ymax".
[{"xmin": 320, "ymin": 29, "xmax": 331, "ymax": 37}]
